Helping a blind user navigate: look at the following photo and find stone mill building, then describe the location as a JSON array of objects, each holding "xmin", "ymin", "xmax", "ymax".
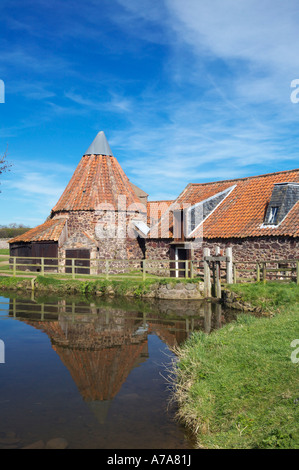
[{"xmin": 9, "ymin": 130, "xmax": 299, "ymax": 277}]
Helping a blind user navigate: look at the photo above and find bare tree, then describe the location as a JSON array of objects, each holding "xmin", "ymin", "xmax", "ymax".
[{"xmin": 0, "ymin": 146, "xmax": 12, "ymax": 191}]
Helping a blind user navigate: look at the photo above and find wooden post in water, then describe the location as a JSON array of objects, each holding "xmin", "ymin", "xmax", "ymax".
[
  {"xmin": 203, "ymin": 248, "xmax": 211, "ymax": 297},
  {"xmin": 215, "ymin": 303, "xmax": 222, "ymax": 330},
  {"xmin": 204, "ymin": 302, "xmax": 212, "ymax": 334}
]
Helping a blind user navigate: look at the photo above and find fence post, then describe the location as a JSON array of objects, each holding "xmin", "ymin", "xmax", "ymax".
[
  {"xmin": 72, "ymin": 258, "xmax": 75, "ymax": 280},
  {"xmin": 185, "ymin": 260, "xmax": 189, "ymax": 279},
  {"xmin": 13, "ymin": 257, "xmax": 16, "ymax": 277},
  {"xmin": 296, "ymin": 260, "xmax": 299, "ymax": 285},
  {"xmin": 190, "ymin": 260, "xmax": 194, "ymax": 279},
  {"xmin": 226, "ymin": 247, "xmax": 233, "ymax": 284},
  {"xmin": 41, "ymin": 257, "xmax": 45, "ymax": 276},
  {"xmin": 233, "ymin": 264, "xmax": 237, "ymax": 284},
  {"xmin": 256, "ymin": 263, "xmax": 260, "ymax": 282},
  {"xmin": 142, "ymin": 259, "xmax": 146, "ymax": 281},
  {"xmin": 203, "ymin": 248, "xmax": 211, "ymax": 297},
  {"xmin": 262, "ymin": 262, "xmax": 267, "ymax": 284}
]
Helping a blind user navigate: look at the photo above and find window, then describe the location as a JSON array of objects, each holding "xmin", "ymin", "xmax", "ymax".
[{"xmin": 268, "ymin": 206, "xmax": 279, "ymax": 224}]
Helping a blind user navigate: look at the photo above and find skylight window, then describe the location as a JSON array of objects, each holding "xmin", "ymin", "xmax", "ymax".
[{"xmin": 268, "ymin": 206, "xmax": 279, "ymax": 225}]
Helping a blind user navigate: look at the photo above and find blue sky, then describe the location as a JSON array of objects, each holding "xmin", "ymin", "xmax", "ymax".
[{"xmin": 1, "ymin": 0, "xmax": 299, "ymax": 226}]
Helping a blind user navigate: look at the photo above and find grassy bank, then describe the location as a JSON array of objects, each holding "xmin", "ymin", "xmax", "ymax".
[
  {"xmin": 173, "ymin": 282, "xmax": 299, "ymax": 449},
  {"xmin": 0, "ymin": 274, "xmax": 201, "ymax": 298}
]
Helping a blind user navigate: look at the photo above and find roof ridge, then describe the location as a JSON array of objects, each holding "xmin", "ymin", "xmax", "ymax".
[
  {"xmin": 148, "ymin": 200, "xmax": 174, "ymax": 203},
  {"xmin": 188, "ymin": 168, "xmax": 299, "ymax": 187}
]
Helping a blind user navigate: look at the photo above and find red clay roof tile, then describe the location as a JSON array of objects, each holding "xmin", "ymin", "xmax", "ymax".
[
  {"xmin": 52, "ymin": 154, "xmax": 144, "ymax": 213},
  {"xmin": 151, "ymin": 169, "xmax": 299, "ymax": 239},
  {"xmin": 9, "ymin": 218, "xmax": 67, "ymax": 243}
]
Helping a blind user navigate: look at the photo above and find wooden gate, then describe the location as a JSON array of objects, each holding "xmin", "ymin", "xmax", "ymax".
[{"xmin": 65, "ymin": 249, "xmax": 90, "ymax": 275}]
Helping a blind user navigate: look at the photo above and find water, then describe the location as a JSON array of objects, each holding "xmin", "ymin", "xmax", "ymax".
[{"xmin": 0, "ymin": 292, "xmax": 236, "ymax": 449}]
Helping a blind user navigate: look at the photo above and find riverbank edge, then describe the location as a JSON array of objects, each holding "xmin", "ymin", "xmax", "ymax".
[
  {"xmin": 171, "ymin": 282, "xmax": 299, "ymax": 449},
  {"xmin": 0, "ymin": 275, "xmax": 271, "ymax": 311},
  {"xmin": 0, "ymin": 275, "xmax": 208, "ymax": 300}
]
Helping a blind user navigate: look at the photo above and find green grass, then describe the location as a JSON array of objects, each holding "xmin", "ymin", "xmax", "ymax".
[
  {"xmin": 0, "ymin": 273, "xmax": 201, "ymax": 298},
  {"xmin": 173, "ymin": 282, "xmax": 299, "ymax": 449},
  {"xmin": 0, "ymin": 249, "xmax": 9, "ymax": 255},
  {"xmin": 227, "ymin": 281, "xmax": 299, "ymax": 312}
]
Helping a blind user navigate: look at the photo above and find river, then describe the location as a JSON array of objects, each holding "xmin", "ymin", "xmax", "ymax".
[{"xmin": 0, "ymin": 291, "xmax": 236, "ymax": 449}]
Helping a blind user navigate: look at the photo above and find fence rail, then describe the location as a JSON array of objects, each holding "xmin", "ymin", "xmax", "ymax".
[
  {"xmin": 1, "ymin": 255, "xmax": 205, "ymax": 280},
  {"xmin": 1, "ymin": 254, "xmax": 299, "ymax": 298}
]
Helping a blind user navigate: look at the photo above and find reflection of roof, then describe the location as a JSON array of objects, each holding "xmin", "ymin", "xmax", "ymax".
[
  {"xmin": 21, "ymin": 316, "xmax": 148, "ymax": 402},
  {"xmin": 54, "ymin": 341, "xmax": 148, "ymax": 401},
  {"xmin": 9, "ymin": 218, "xmax": 67, "ymax": 243},
  {"xmin": 151, "ymin": 169, "xmax": 299, "ymax": 239}
]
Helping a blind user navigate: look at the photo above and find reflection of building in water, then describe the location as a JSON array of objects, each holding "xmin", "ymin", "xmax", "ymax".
[
  {"xmin": 8, "ymin": 297, "xmax": 236, "ymax": 426},
  {"xmin": 8, "ymin": 298, "xmax": 235, "ymax": 408},
  {"xmin": 148, "ymin": 303, "xmax": 224, "ymax": 347},
  {"xmin": 20, "ymin": 314, "xmax": 148, "ymax": 402}
]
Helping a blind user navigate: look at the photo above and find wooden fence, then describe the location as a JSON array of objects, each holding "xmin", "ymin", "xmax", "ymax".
[
  {"xmin": 203, "ymin": 246, "xmax": 299, "ymax": 298},
  {"xmin": 2, "ymin": 255, "xmax": 205, "ymax": 280},
  {"xmin": 1, "ymin": 254, "xmax": 299, "ymax": 298}
]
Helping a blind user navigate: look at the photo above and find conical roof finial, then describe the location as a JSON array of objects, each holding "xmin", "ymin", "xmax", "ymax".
[{"xmin": 85, "ymin": 131, "xmax": 113, "ymax": 156}]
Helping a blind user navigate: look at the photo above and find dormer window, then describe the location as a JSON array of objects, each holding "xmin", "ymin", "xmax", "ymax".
[
  {"xmin": 268, "ymin": 206, "xmax": 279, "ymax": 224},
  {"xmin": 264, "ymin": 182, "xmax": 299, "ymax": 226}
]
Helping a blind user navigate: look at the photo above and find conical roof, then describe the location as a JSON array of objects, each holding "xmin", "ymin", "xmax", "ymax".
[
  {"xmin": 85, "ymin": 131, "xmax": 113, "ymax": 156},
  {"xmin": 52, "ymin": 131, "xmax": 144, "ymax": 212}
]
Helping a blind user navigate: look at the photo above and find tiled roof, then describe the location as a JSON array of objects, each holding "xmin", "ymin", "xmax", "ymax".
[
  {"xmin": 151, "ymin": 169, "xmax": 299, "ymax": 239},
  {"xmin": 52, "ymin": 154, "xmax": 144, "ymax": 213},
  {"xmin": 147, "ymin": 200, "xmax": 174, "ymax": 225},
  {"xmin": 9, "ymin": 218, "xmax": 67, "ymax": 243}
]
